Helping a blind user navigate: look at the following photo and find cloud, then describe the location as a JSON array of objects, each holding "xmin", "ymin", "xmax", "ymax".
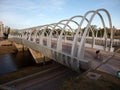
[
  {"xmin": 0, "ymin": 0, "xmax": 66, "ymax": 13},
  {"xmin": 0, "ymin": 0, "xmax": 67, "ymax": 29},
  {"xmin": 0, "ymin": 12, "xmax": 33, "ymax": 28},
  {"xmin": 40, "ymin": 0, "xmax": 66, "ymax": 11}
]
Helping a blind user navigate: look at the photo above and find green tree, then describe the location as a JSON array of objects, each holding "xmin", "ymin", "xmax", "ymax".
[{"xmin": 7, "ymin": 27, "xmax": 10, "ymax": 34}]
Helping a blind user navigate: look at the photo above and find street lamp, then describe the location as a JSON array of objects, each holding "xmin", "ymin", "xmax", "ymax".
[{"xmin": 117, "ymin": 71, "xmax": 120, "ymax": 78}]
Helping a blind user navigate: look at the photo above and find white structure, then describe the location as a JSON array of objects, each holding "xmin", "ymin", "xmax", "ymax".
[
  {"xmin": 0, "ymin": 21, "xmax": 4, "ymax": 37},
  {"xmin": 9, "ymin": 9, "xmax": 117, "ymax": 72}
]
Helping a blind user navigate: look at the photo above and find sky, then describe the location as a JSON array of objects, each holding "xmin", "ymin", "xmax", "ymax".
[{"xmin": 0, "ymin": 0, "xmax": 120, "ymax": 29}]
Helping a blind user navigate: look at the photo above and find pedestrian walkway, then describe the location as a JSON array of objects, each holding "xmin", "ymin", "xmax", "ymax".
[{"xmin": 84, "ymin": 48, "xmax": 120, "ymax": 76}]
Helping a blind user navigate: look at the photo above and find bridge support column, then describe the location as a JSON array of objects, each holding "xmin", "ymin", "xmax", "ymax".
[
  {"xmin": 13, "ymin": 43, "xmax": 28, "ymax": 51},
  {"xmin": 14, "ymin": 43, "xmax": 23, "ymax": 51},
  {"xmin": 23, "ymin": 46, "xmax": 28, "ymax": 51},
  {"xmin": 29, "ymin": 49, "xmax": 44, "ymax": 63},
  {"xmin": 29, "ymin": 49, "xmax": 51, "ymax": 64}
]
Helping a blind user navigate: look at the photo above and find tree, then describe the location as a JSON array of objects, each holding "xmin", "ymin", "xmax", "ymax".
[
  {"xmin": 7, "ymin": 27, "xmax": 10, "ymax": 34},
  {"xmin": 91, "ymin": 25, "xmax": 97, "ymax": 31},
  {"xmin": 3, "ymin": 27, "xmax": 11, "ymax": 39}
]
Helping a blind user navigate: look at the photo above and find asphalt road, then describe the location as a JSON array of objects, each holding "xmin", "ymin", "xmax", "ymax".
[{"xmin": 9, "ymin": 65, "xmax": 78, "ymax": 90}]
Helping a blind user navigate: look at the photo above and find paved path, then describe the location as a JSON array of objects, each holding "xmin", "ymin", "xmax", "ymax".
[
  {"xmin": 31, "ymin": 38, "xmax": 120, "ymax": 75},
  {"xmin": 12, "ymin": 38, "xmax": 120, "ymax": 76},
  {"xmin": 3, "ymin": 65, "xmax": 78, "ymax": 90},
  {"xmin": 1, "ymin": 38, "xmax": 119, "ymax": 90},
  {"xmin": 48, "ymin": 39, "xmax": 120, "ymax": 76}
]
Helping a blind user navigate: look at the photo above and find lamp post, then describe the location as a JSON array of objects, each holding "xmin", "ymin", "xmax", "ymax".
[{"xmin": 117, "ymin": 71, "xmax": 120, "ymax": 78}]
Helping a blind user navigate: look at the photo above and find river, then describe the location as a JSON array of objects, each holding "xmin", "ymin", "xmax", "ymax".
[{"xmin": 0, "ymin": 51, "xmax": 35, "ymax": 74}]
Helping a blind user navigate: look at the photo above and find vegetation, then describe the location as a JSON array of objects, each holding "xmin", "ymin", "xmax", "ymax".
[
  {"xmin": 10, "ymin": 25, "xmax": 120, "ymax": 39},
  {"xmin": 82, "ymin": 25, "xmax": 120, "ymax": 39},
  {"xmin": 60, "ymin": 70, "xmax": 120, "ymax": 90},
  {"xmin": 2, "ymin": 27, "xmax": 11, "ymax": 39},
  {"xmin": 10, "ymin": 30, "xmax": 21, "ymax": 35},
  {"xmin": 0, "ymin": 63, "xmax": 57, "ymax": 84}
]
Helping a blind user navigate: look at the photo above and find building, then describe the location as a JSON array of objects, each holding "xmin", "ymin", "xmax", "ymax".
[{"xmin": 0, "ymin": 21, "xmax": 4, "ymax": 37}]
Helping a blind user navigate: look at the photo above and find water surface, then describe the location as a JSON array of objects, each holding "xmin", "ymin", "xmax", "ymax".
[{"xmin": 0, "ymin": 51, "xmax": 35, "ymax": 74}]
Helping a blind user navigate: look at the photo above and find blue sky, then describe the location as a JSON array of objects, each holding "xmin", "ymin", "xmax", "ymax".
[{"xmin": 0, "ymin": 0, "xmax": 120, "ymax": 29}]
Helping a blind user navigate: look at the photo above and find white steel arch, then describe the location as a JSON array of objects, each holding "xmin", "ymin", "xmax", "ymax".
[
  {"xmin": 10, "ymin": 8, "xmax": 113, "ymax": 61},
  {"xmin": 76, "ymin": 9, "xmax": 113, "ymax": 59},
  {"xmin": 56, "ymin": 15, "xmax": 96, "ymax": 52},
  {"xmin": 48, "ymin": 19, "xmax": 76, "ymax": 48}
]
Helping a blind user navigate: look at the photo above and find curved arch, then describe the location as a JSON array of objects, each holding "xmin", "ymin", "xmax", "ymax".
[
  {"xmin": 47, "ymin": 19, "xmax": 75, "ymax": 48},
  {"xmin": 77, "ymin": 9, "xmax": 113, "ymax": 58},
  {"xmin": 55, "ymin": 19, "xmax": 81, "ymax": 50},
  {"xmin": 10, "ymin": 9, "xmax": 113, "ymax": 60},
  {"xmin": 24, "ymin": 29, "xmax": 32, "ymax": 40},
  {"xmin": 34, "ymin": 23, "xmax": 63, "ymax": 45},
  {"xmin": 32, "ymin": 25, "xmax": 52, "ymax": 44},
  {"xmin": 56, "ymin": 15, "xmax": 95, "ymax": 52},
  {"xmin": 64, "ymin": 19, "xmax": 80, "ymax": 36},
  {"xmin": 71, "ymin": 10, "xmax": 109, "ymax": 57}
]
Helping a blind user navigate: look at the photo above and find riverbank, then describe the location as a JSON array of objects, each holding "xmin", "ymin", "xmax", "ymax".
[
  {"xmin": 59, "ymin": 46, "xmax": 120, "ymax": 89},
  {"xmin": 0, "ymin": 40, "xmax": 120, "ymax": 90},
  {"xmin": 0, "ymin": 62, "xmax": 59, "ymax": 84},
  {"xmin": 0, "ymin": 40, "xmax": 59, "ymax": 85},
  {"xmin": 0, "ymin": 40, "xmax": 54, "ymax": 84},
  {"xmin": 0, "ymin": 40, "xmax": 17, "ymax": 55},
  {"xmin": 60, "ymin": 69, "xmax": 120, "ymax": 90}
]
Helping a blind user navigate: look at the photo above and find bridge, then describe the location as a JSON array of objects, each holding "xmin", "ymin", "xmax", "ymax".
[{"xmin": 8, "ymin": 9, "xmax": 120, "ymax": 74}]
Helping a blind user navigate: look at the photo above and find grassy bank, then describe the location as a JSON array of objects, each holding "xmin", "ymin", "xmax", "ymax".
[
  {"xmin": 1, "ymin": 40, "xmax": 120, "ymax": 90},
  {"xmin": 60, "ymin": 70, "xmax": 120, "ymax": 90},
  {"xmin": 0, "ymin": 45, "xmax": 17, "ymax": 54},
  {"xmin": 0, "ymin": 40, "xmax": 56, "ymax": 84},
  {"xmin": 0, "ymin": 40, "xmax": 17, "ymax": 54},
  {"xmin": 0, "ymin": 62, "xmax": 58, "ymax": 84}
]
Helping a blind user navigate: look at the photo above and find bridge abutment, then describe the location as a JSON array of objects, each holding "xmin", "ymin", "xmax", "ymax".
[
  {"xmin": 13, "ymin": 43, "xmax": 28, "ymax": 51},
  {"xmin": 29, "ymin": 49, "xmax": 51, "ymax": 64}
]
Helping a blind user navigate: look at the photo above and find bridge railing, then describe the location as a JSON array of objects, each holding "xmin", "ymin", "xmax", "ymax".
[{"xmin": 9, "ymin": 8, "xmax": 115, "ymax": 59}]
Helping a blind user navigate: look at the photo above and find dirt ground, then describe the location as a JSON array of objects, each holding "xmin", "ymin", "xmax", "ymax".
[
  {"xmin": 0, "ymin": 63, "xmax": 58, "ymax": 84},
  {"xmin": 0, "ymin": 40, "xmax": 120, "ymax": 90},
  {"xmin": 0, "ymin": 40, "xmax": 17, "ymax": 55},
  {"xmin": 0, "ymin": 40, "xmax": 56, "ymax": 84},
  {"xmin": 60, "ymin": 69, "xmax": 120, "ymax": 90}
]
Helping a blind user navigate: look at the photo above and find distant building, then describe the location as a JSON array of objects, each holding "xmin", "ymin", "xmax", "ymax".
[{"xmin": 0, "ymin": 21, "xmax": 4, "ymax": 37}]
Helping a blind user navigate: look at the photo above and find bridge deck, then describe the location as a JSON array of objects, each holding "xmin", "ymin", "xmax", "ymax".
[
  {"xmin": 97, "ymin": 54, "xmax": 120, "ymax": 75},
  {"xmin": 50, "ymin": 39, "xmax": 120, "ymax": 75},
  {"xmin": 10, "ymin": 38, "xmax": 120, "ymax": 75}
]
